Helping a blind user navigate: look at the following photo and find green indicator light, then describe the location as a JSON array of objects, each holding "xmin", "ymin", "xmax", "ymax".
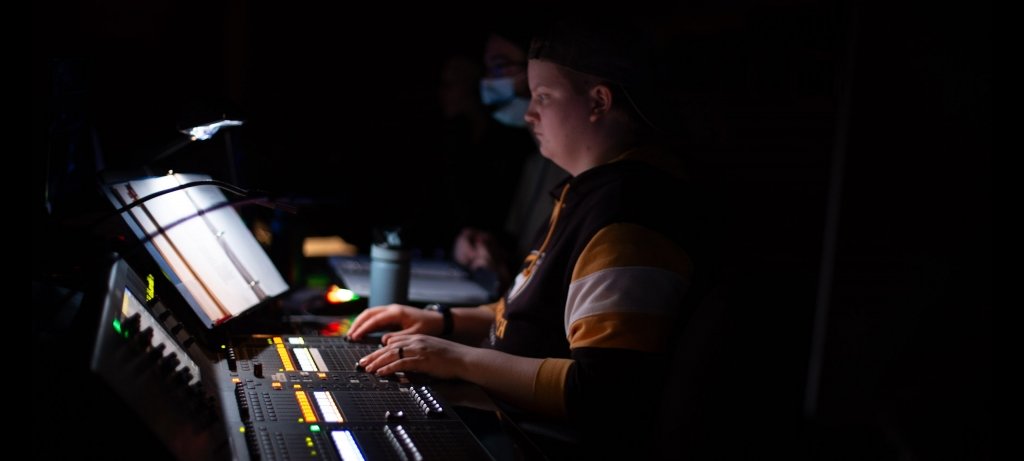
[
  {"xmin": 310, "ymin": 425, "xmax": 321, "ymax": 432},
  {"xmin": 112, "ymin": 318, "xmax": 123, "ymax": 335},
  {"xmin": 307, "ymin": 274, "xmax": 330, "ymax": 288}
]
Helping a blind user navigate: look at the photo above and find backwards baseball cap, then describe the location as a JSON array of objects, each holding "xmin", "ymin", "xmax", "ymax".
[
  {"xmin": 527, "ymin": 16, "xmax": 654, "ymax": 88},
  {"xmin": 529, "ymin": 16, "xmax": 665, "ymax": 130}
]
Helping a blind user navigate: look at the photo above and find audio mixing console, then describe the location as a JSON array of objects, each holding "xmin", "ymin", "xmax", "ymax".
[{"xmin": 91, "ymin": 260, "xmax": 493, "ymax": 460}]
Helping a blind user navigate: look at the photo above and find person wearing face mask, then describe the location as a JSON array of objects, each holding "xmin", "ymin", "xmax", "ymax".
[
  {"xmin": 478, "ymin": 37, "xmax": 530, "ymax": 128},
  {"xmin": 453, "ymin": 28, "xmax": 566, "ymax": 296},
  {"xmin": 436, "ymin": 43, "xmax": 537, "ymax": 297}
]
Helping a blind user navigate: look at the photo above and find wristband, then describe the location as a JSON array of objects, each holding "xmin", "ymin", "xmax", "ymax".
[{"xmin": 425, "ymin": 303, "xmax": 453, "ymax": 337}]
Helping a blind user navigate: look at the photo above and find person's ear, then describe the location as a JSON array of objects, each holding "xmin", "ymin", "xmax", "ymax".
[{"xmin": 589, "ymin": 84, "xmax": 613, "ymax": 122}]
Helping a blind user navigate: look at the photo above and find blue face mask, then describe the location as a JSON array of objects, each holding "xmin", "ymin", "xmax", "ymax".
[
  {"xmin": 480, "ymin": 77, "xmax": 517, "ymax": 106},
  {"xmin": 491, "ymin": 97, "xmax": 530, "ymax": 128}
]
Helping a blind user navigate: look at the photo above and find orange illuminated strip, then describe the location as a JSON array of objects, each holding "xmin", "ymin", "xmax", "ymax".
[
  {"xmin": 276, "ymin": 343, "xmax": 295, "ymax": 371},
  {"xmin": 295, "ymin": 391, "xmax": 317, "ymax": 423}
]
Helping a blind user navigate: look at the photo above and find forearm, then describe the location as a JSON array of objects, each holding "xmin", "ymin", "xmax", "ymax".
[
  {"xmin": 449, "ymin": 305, "xmax": 495, "ymax": 345},
  {"xmin": 458, "ymin": 347, "xmax": 551, "ymax": 415}
]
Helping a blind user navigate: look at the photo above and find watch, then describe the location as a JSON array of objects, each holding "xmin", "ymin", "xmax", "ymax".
[{"xmin": 425, "ymin": 303, "xmax": 453, "ymax": 337}]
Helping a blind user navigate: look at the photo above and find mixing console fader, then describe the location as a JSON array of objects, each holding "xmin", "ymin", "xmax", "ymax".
[{"xmin": 214, "ymin": 336, "xmax": 493, "ymax": 460}]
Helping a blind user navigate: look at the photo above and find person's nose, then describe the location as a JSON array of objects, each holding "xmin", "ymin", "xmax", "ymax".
[{"xmin": 524, "ymin": 100, "xmax": 538, "ymax": 125}]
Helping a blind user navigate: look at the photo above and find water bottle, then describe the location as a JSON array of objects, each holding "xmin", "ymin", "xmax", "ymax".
[{"xmin": 370, "ymin": 229, "xmax": 410, "ymax": 307}]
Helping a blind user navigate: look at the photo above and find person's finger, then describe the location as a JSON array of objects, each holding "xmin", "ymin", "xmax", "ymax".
[
  {"xmin": 357, "ymin": 346, "xmax": 387, "ymax": 372},
  {"xmin": 347, "ymin": 307, "xmax": 384, "ymax": 337},
  {"xmin": 374, "ymin": 358, "xmax": 411, "ymax": 376},
  {"xmin": 361, "ymin": 344, "xmax": 405, "ymax": 374},
  {"xmin": 374, "ymin": 345, "xmax": 420, "ymax": 376},
  {"xmin": 358, "ymin": 343, "xmax": 388, "ymax": 363},
  {"xmin": 348, "ymin": 309, "xmax": 397, "ymax": 340},
  {"xmin": 361, "ymin": 335, "xmax": 415, "ymax": 371},
  {"xmin": 381, "ymin": 328, "xmax": 417, "ymax": 345}
]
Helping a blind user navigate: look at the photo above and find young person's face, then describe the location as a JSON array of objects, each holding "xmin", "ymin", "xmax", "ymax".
[{"xmin": 525, "ymin": 60, "xmax": 595, "ymax": 174}]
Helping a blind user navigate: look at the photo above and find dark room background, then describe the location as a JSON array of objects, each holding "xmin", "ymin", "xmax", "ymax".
[{"xmin": 33, "ymin": 1, "xmax": 990, "ymax": 459}]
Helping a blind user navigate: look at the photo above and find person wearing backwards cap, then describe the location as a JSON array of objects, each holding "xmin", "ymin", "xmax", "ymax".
[{"xmin": 350, "ymin": 15, "xmax": 706, "ymax": 457}]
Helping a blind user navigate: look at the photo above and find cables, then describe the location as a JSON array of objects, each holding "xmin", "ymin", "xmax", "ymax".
[
  {"xmin": 94, "ymin": 178, "xmax": 295, "ymax": 230},
  {"xmin": 108, "ymin": 179, "xmax": 249, "ymax": 216}
]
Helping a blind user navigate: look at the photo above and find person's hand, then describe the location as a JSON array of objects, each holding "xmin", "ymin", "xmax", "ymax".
[
  {"xmin": 454, "ymin": 227, "xmax": 513, "ymax": 293},
  {"xmin": 347, "ymin": 304, "xmax": 442, "ymax": 343},
  {"xmin": 358, "ymin": 333, "xmax": 473, "ymax": 380}
]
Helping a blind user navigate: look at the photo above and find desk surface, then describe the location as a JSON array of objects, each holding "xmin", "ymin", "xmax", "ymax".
[{"xmin": 328, "ymin": 256, "xmax": 494, "ymax": 305}]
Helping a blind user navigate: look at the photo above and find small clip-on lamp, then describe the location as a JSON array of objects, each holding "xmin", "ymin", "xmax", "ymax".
[{"xmin": 147, "ymin": 119, "xmax": 245, "ymax": 165}]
